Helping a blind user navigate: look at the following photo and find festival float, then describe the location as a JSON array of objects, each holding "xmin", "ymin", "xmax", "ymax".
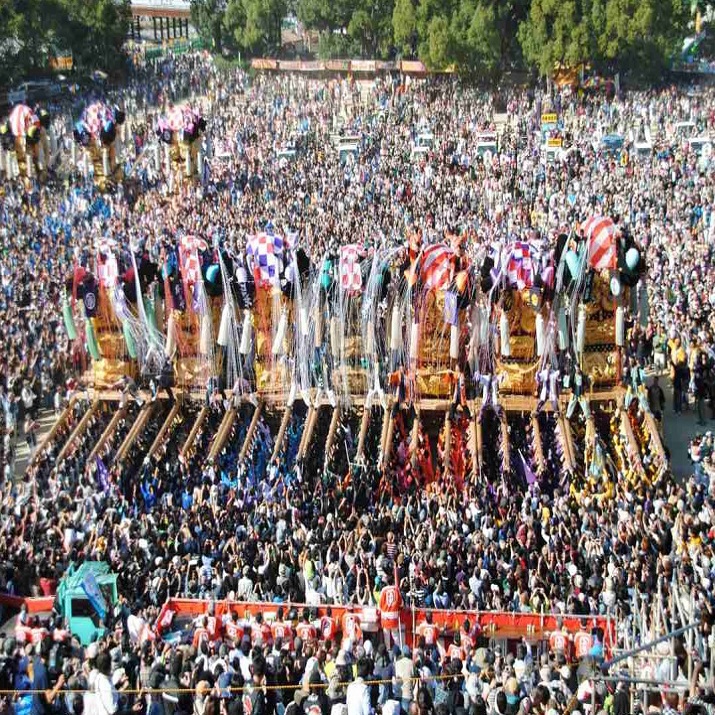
[
  {"xmin": 73, "ymin": 102, "xmax": 125, "ymax": 189},
  {"xmin": 43, "ymin": 214, "xmax": 666, "ymax": 502},
  {"xmin": 155, "ymin": 104, "xmax": 205, "ymax": 188},
  {"xmin": 0, "ymin": 104, "xmax": 53, "ymax": 183}
]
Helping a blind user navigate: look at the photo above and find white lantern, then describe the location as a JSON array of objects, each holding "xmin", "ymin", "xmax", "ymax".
[
  {"xmin": 217, "ymin": 304, "xmax": 231, "ymax": 347},
  {"xmin": 165, "ymin": 312, "xmax": 176, "ymax": 356},
  {"xmin": 535, "ymin": 313, "xmax": 545, "ymax": 357},
  {"xmin": 449, "ymin": 324, "xmax": 459, "ymax": 360},
  {"xmin": 199, "ymin": 314, "xmax": 212, "ymax": 355},
  {"xmin": 102, "ymin": 147, "xmax": 111, "ymax": 177},
  {"xmin": 239, "ymin": 311, "xmax": 252, "ymax": 355},
  {"xmin": 390, "ymin": 305, "xmax": 401, "ymax": 351},
  {"xmin": 500, "ymin": 311, "xmax": 511, "ymax": 357},
  {"xmin": 558, "ymin": 307, "xmax": 569, "ymax": 350},
  {"xmin": 576, "ymin": 304, "xmax": 586, "ymax": 354},
  {"xmin": 273, "ymin": 311, "xmax": 287, "ymax": 356},
  {"xmin": 410, "ymin": 322, "xmax": 419, "ymax": 361},
  {"xmin": 616, "ymin": 306, "xmax": 625, "ymax": 347}
]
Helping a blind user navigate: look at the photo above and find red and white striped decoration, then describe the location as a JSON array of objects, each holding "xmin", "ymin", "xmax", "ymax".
[
  {"xmin": 582, "ymin": 215, "xmax": 618, "ymax": 271},
  {"xmin": 9, "ymin": 104, "xmax": 39, "ymax": 138},
  {"xmin": 420, "ymin": 244, "xmax": 455, "ymax": 291}
]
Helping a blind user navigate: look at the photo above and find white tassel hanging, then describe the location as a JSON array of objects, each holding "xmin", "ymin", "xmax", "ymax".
[
  {"xmin": 300, "ymin": 307, "xmax": 309, "ymax": 338},
  {"xmin": 3, "ymin": 149, "xmax": 10, "ymax": 177},
  {"xmin": 314, "ymin": 306, "xmax": 323, "ymax": 348},
  {"xmin": 37, "ymin": 144, "xmax": 45, "ymax": 172},
  {"xmin": 154, "ymin": 144, "xmax": 161, "ymax": 172},
  {"xmin": 102, "ymin": 147, "xmax": 110, "ymax": 177},
  {"xmin": 165, "ymin": 313, "xmax": 176, "ymax": 356},
  {"xmin": 390, "ymin": 305, "xmax": 401, "ymax": 351},
  {"xmin": 49, "ymin": 129, "xmax": 57, "ymax": 158},
  {"xmin": 217, "ymin": 304, "xmax": 231, "ymax": 347},
  {"xmin": 576, "ymin": 304, "xmax": 586, "ymax": 354},
  {"xmin": 199, "ymin": 314, "xmax": 212, "ymax": 356},
  {"xmin": 479, "ymin": 306, "xmax": 489, "ymax": 345},
  {"xmin": 12, "ymin": 153, "xmax": 19, "ymax": 179},
  {"xmin": 164, "ymin": 143, "xmax": 171, "ymax": 176},
  {"xmin": 366, "ymin": 320, "xmax": 375, "ymax": 355},
  {"xmin": 558, "ymin": 307, "xmax": 569, "ymax": 350},
  {"xmin": 26, "ymin": 151, "xmax": 33, "ymax": 179},
  {"xmin": 239, "ymin": 311, "xmax": 252, "ymax": 355},
  {"xmin": 410, "ymin": 322, "xmax": 419, "ymax": 361},
  {"xmin": 449, "ymin": 324, "xmax": 459, "ymax": 360},
  {"xmin": 535, "ymin": 313, "xmax": 545, "ymax": 357},
  {"xmin": 185, "ymin": 148, "xmax": 192, "ymax": 177},
  {"xmin": 330, "ymin": 316, "xmax": 340, "ymax": 357},
  {"xmin": 273, "ymin": 311, "xmax": 287, "ymax": 356},
  {"xmin": 500, "ymin": 311, "xmax": 511, "ymax": 357},
  {"xmin": 616, "ymin": 305, "xmax": 625, "ymax": 347},
  {"xmin": 197, "ymin": 149, "xmax": 204, "ymax": 178},
  {"xmin": 70, "ymin": 142, "xmax": 77, "ymax": 168}
]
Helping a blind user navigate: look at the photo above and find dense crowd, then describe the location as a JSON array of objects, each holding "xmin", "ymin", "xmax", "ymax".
[{"xmin": 1, "ymin": 55, "xmax": 715, "ymax": 715}]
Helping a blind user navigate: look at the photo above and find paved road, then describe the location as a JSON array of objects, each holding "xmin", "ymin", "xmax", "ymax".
[
  {"xmin": 13, "ymin": 410, "xmax": 58, "ymax": 478},
  {"xmin": 661, "ymin": 376, "xmax": 713, "ymax": 479}
]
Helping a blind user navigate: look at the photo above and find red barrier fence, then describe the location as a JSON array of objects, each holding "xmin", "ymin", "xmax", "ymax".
[
  {"xmin": 156, "ymin": 598, "xmax": 616, "ymax": 654},
  {"xmin": 0, "ymin": 593, "xmax": 615, "ymax": 654}
]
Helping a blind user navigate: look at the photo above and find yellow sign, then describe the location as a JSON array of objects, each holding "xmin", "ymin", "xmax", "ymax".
[
  {"xmin": 50, "ymin": 55, "xmax": 73, "ymax": 70},
  {"xmin": 541, "ymin": 113, "xmax": 558, "ymax": 125},
  {"xmin": 547, "ymin": 138, "xmax": 563, "ymax": 147}
]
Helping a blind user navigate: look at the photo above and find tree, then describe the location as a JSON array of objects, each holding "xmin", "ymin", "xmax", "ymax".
[
  {"xmin": 423, "ymin": 14, "xmax": 451, "ymax": 68},
  {"xmin": 450, "ymin": 0, "xmax": 500, "ymax": 73},
  {"xmin": 518, "ymin": 0, "xmax": 591, "ymax": 76},
  {"xmin": 191, "ymin": 0, "xmax": 226, "ymax": 52},
  {"xmin": 392, "ymin": 0, "xmax": 416, "ymax": 57}
]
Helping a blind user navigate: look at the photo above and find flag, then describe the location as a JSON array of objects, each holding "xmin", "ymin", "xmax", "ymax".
[
  {"xmin": 339, "ymin": 244, "xmax": 363, "ymax": 293},
  {"xmin": 81, "ymin": 569, "xmax": 107, "ymax": 619},
  {"xmin": 582, "ymin": 215, "xmax": 617, "ymax": 271},
  {"xmin": 95, "ymin": 456, "xmax": 110, "ymax": 493},
  {"xmin": 246, "ymin": 232, "xmax": 285, "ymax": 286},
  {"xmin": 518, "ymin": 451, "xmax": 537, "ymax": 485}
]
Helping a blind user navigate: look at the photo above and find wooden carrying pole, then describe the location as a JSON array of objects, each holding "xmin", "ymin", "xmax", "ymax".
[
  {"xmin": 381, "ymin": 404, "xmax": 395, "ymax": 469},
  {"xmin": 531, "ymin": 413, "xmax": 546, "ymax": 474},
  {"xmin": 116, "ymin": 403, "xmax": 155, "ymax": 463},
  {"xmin": 239, "ymin": 402, "xmax": 264, "ymax": 461},
  {"xmin": 323, "ymin": 406, "xmax": 341, "ymax": 469},
  {"xmin": 443, "ymin": 412, "xmax": 452, "ymax": 477},
  {"xmin": 181, "ymin": 405, "xmax": 209, "ymax": 458},
  {"xmin": 297, "ymin": 406, "xmax": 315, "ymax": 459},
  {"xmin": 208, "ymin": 407, "xmax": 237, "ymax": 461},
  {"xmin": 147, "ymin": 402, "xmax": 181, "ymax": 459},
  {"xmin": 410, "ymin": 408, "xmax": 421, "ymax": 469},
  {"xmin": 57, "ymin": 399, "xmax": 100, "ymax": 463},
  {"xmin": 270, "ymin": 405, "xmax": 293, "ymax": 463},
  {"xmin": 29, "ymin": 395, "xmax": 78, "ymax": 467},
  {"xmin": 356, "ymin": 405, "xmax": 371, "ymax": 462},
  {"xmin": 297, "ymin": 406, "xmax": 319, "ymax": 461},
  {"xmin": 88, "ymin": 404, "xmax": 127, "ymax": 463},
  {"xmin": 500, "ymin": 410, "xmax": 510, "ymax": 474}
]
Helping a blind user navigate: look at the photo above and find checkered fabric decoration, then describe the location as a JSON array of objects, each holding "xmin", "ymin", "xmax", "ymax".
[
  {"xmin": 339, "ymin": 244, "xmax": 364, "ymax": 293},
  {"xmin": 420, "ymin": 244, "xmax": 455, "ymax": 291},
  {"xmin": 9, "ymin": 104, "xmax": 38, "ymax": 138},
  {"xmin": 246, "ymin": 232, "xmax": 285, "ymax": 286},
  {"xmin": 507, "ymin": 241, "xmax": 537, "ymax": 290},
  {"xmin": 82, "ymin": 102, "xmax": 113, "ymax": 138},
  {"xmin": 583, "ymin": 215, "xmax": 618, "ymax": 271},
  {"xmin": 179, "ymin": 235, "xmax": 208, "ymax": 286}
]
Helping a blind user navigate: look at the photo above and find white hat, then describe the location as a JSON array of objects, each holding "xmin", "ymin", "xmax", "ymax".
[{"xmin": 86, "ymin": 643, "xmax": 99, "ymax": 659}]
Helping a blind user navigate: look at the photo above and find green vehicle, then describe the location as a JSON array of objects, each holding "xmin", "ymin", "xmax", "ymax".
[{"xmin": 55, "ymin": 562, "xmax": 118, "ymax": 645}]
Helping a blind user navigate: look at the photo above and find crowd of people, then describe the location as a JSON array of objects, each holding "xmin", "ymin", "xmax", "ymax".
[{"xmin": 1, "ymin": 54, "xmax": 715, "ymax": 715}]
